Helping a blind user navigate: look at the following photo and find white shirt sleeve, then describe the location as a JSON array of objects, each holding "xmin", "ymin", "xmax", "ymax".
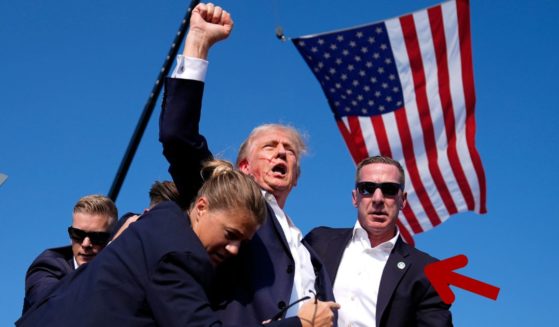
[{"xmin": 171, "ymin": 55, "xmax": 208, "ymax": 82}]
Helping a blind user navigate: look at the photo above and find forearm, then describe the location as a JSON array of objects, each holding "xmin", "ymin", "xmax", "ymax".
[{"xmin": 160, "ymin": 78, "xmax": 212, "ymax": 208}]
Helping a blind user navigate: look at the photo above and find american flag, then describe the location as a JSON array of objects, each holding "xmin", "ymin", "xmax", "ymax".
[{"xmin": 293, "ymin": 0, "xmax": 486, "ymax": 243}]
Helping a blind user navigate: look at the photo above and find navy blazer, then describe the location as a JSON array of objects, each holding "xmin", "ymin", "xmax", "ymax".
[
  {"xmin": 160, "ymin": 78, "xmax": 335, "ymax": 326},
  {"xmin": 16, "ymin": 202, "xmax": 225, "ymax": 326},
  {"xmin": 304, "ymin": 227, "xmax": 452, "ymax": 327},
  {"xmin": 22, "ymin": 246, "xmax": 74, "ymax": 314}
]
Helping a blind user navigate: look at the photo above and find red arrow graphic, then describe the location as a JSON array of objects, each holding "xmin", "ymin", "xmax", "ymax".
[{"xmin": 424, "ymin": 254, "xmax": 500, "ymax": 304}]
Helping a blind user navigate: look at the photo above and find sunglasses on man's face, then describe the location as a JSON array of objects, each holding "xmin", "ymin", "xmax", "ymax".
[
  {"xmin": 67, "ymin": 226, "xmax": 111, "ymax": 246},
  {"xmin": 355, "ymin": 181, "xmax": 403, "ymax": 197}
]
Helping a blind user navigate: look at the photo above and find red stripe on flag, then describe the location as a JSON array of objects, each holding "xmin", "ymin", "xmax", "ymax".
[
  {"xmin": 370, "ymin": 115, "xmax": 393, "ymax": 157},
  {"xmin": 336, "ymin": 118, "xmax": 369, "ymax": 164},
  {"xmin": 397, "ymin": 219, "xmax": 415, "ymax": 246},
  {"xmin": 428, "ymin": 5, "xmax": 475, "ymax": 211},
  {"xmin": 457, "ymin": 0, "xmax": 487, "ymax": 213},
  {"xmin": 402, "ymin": 203, "xmax": 424, "ymax": 234},
  {"xmin": 394, "ymin": 107, "xmax": 441, "ymax": 227},
  {"xmin": 336, "ymin": 119, "xmax": 362, "ymax": 163},
  {"xmin": 400, "ymin": 15, "xmax": 456, "ymax": 220}
]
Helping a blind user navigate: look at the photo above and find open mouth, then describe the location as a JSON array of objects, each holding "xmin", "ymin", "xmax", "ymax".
[{"xmin": 271, "ymin": 163, "xmax": 287, "ymax": 175}]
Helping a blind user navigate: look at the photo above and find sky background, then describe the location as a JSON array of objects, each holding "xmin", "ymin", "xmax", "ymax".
[{"xmin": 1, "ymin": 0, "xmax": 558, "ymax": 325}]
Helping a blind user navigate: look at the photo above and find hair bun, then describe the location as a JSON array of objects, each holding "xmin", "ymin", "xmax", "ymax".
[{"xmin": 200, "ymin": 159, "xmax": 234, "ymax": 181}]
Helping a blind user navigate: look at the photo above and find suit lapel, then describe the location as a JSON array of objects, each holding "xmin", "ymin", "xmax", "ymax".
[
  {"xmin": 266, "ymin": 202, "xmax": 293, "ymax": 258},
  {"xmin": 376, "ymin": 237, "xmax": 410, "ymax": 326},
  {"xmin": 325, "ymin": 229, "xmax": 353, "ymax": 283}
]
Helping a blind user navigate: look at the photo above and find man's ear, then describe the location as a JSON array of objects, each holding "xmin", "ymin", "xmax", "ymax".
[
  {"xmin": 239, "ymin": 159, "xmax": 250, "ymax": 174},
  {"xmin": 400, "ymin": 191, "xmax": 408, "ymax": 209},
  {"xmin": 352, "ymin": 189, "xmax": 359, "ymax": 208}
]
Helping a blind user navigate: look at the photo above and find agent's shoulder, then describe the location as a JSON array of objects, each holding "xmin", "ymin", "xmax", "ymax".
[{"xmin": 305, "ymin": 226, "xmax": 352, "ymax": 241}]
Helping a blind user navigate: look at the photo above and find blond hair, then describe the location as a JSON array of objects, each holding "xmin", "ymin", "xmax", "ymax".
[
  {"xmin": 193, "ymin": 159, "xmax": 266, "ymax": 225},
  {"xmin": 73, "ymin": 194, "xmax": 118, "ymax": 228},
  {"xmin": 236, "ymin": 124, "xmax": 307, "ymax": 178}
]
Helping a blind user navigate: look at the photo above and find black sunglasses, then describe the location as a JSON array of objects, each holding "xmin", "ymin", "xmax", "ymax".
[
  {"xmin": 67, "ymin": 226, "xmax": 111, "ymax": 246},
  {"xmin": 355, "ymin": 181, "xmax": 403, "ymax": 197}
]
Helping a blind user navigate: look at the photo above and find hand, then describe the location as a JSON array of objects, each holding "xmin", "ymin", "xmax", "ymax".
[
  {"xmin": 111, "ymin": 215, "xmax": 140, "ymax": 240},
  {"xmin": 184, "ymin": 3, "xmax": 234, "ymax": 59},
  {"xmin": 297, "ymin": 300, "xmax": 340, "ymax": 327}
]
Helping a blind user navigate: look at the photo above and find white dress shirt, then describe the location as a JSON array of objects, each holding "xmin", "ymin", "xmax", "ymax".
[
  {"xmin": 333, "ymin": 221, "xmax": 399, "ymax": 327},
  {"xmin": 265, "ymin": 192, "xmax": 316, "ymax": 318}
]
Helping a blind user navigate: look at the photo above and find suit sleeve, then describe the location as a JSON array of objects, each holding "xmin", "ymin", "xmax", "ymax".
[
  {"xmin": 23, "ymin": 256, "xmax": 72, "ymax": 313},
  {"xmin": 146, "ymin": 252, "xmax": 223, "ymax": 326},
  {"xmin": 147, "ymin": 252, "xmax": 302, "ymax": 327},
  {"xmin": 416, "ymin": 283, "xmax": 453, "ymax": 327},
  {"xmin": 159, "ymin": 77, "xmax": 213, "ymax": 210}
]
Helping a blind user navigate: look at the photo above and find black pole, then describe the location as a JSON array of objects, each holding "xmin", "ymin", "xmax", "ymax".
[{"xmin": 108, "ymin": 0, "xmax": 201, "ymax": 202}]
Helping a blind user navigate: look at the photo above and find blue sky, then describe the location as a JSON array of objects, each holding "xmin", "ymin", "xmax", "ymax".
[{"xmin": 1, "ymin": 0, "xmax": 558, "ymax": 325}]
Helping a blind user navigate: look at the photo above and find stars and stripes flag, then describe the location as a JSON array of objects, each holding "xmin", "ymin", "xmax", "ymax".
[{"xmin": 292, "ymin": 0, "xmax": 486, "ymax": 243}]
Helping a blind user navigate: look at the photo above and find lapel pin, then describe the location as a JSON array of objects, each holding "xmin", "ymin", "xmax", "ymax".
[{"xmin": 397, "ymin": 261, "xmax": 406, "ymax": 270}]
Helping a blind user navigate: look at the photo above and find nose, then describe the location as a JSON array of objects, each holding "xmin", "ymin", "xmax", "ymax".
[
  {"xmin": 225, "ymin": 240, "xmax": 241, "ymax": 256},
  {"xmin": 276, "ymin": 144, "xmax": 287, "ymax": 158},
  {"xmin": 81, "ymin": 236, "xmax": 93, "ymax": 248},
  {"xmin": 371, "ymin": 187, "xmax": 385, "ymax": 203}
]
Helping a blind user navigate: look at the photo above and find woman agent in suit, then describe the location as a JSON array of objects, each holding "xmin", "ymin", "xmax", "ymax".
[{"xmin": 17, "ymin": 160, "xmax": 336, "ymax": 327}]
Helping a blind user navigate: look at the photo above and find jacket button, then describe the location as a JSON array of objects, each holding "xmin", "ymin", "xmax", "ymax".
[
  {"xmin": 278, "ymin": 301, "xmax": 286, "ymax": 309},
  {"xmin": 287, "ymin": 264, "xmax": 294, "ymax": 274}
]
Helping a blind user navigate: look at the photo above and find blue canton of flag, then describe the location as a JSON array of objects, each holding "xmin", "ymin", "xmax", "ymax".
[{"xmin": 294, "ymin": 23, "xmax": 404, "ymax": 118}]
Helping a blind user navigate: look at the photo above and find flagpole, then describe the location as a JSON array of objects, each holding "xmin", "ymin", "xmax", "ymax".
[{"xmin": 108, "ymin": 0, "xmax": 200, "ymax": 202}]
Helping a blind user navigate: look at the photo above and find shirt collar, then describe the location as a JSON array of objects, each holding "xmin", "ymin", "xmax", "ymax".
[{"xmin": 352, "ymin": 220, "xmax": 399, "ymax": 251}]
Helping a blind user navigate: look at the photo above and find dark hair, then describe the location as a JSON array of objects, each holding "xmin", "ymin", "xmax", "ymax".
[
  {"xmin": 356, "ymin": 156, "xmax": 406, "ymax": 187},
  {"xmin": 148, "ymin": 181, "xmax": 180, "ymax": 208}
]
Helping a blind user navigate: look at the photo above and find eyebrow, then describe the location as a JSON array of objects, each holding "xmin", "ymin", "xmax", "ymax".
[{"xmin": 227, "ymin": 227, "xmax": 247, "ymax": 240}]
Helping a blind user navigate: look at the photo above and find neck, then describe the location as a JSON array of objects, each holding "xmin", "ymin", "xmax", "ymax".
[
  {"xmin": 270, "ymin": 190, "xmax": 289, "ymax": 209},
  {"xmin": 368, "ymin": 228, "xmax": 397, "ymax": 248}
]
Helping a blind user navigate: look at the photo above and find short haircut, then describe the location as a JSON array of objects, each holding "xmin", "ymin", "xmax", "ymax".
[
  {"xmin": 148, "ymin": 181, "xmax": 180, "ymax": 208},
  {"xmin": 235, "ymin": 124, "xmax": 307, "ymax": 178},
  {"xmin": 193, "ymin": 159, "xmax": 267, "ymax": 226},
  {"xmin": 73, "ymin": 195, "xmax": 118, "ymax": 229},
  {"xmin": 355, "ymin": 156, "xmax": 406, "ymax": 187}
]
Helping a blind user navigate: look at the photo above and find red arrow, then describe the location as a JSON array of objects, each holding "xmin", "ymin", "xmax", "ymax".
[{"xmin": 424, "ymin": 254, "xmax": 500, "ymax": 304}]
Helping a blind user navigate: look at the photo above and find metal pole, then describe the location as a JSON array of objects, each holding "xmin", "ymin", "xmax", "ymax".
[{"xmin": 108, "ymin": 0, "xmax": 200, "ymax": 201}]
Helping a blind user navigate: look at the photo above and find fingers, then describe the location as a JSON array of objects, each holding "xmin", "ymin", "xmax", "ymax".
[
  {"xmin": 325, "ymin": 301, "xmax": 340, "ymax": 310},
  {"xmin": 194, "ymin": 3, "xmax": 231, "ymax": 26},
  {"xmin": 211, "ymin": 5, "xmax": 222, "ymax": 24},
  {"xmin": 222, "ymin": 10, "xmax": 234, "ymax": 30}
]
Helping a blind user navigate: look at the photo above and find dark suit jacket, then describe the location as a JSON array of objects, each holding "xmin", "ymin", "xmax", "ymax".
[
  {"xmin": 160, "ymin": 77, "xmax": 335, "ymax": 326},
  {"xmin": 111, "ymin": 211, "xmax": 140, "ymax": 237},
  {"xmin": 304, "ymin": 227, "xmax": 452, "ymax": 327},
  {"xmin": 22, "ymin": 245, "xmax": 74, "ymax": 314},
  {"xmin": 16, "ymin": 201, "xmax": 226, "ymax": 327}
]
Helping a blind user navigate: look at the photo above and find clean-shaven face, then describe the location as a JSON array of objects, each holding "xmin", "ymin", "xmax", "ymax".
[{"xmin": 352, "ymin": 163, "xmax": 407, "ymax": 245}]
